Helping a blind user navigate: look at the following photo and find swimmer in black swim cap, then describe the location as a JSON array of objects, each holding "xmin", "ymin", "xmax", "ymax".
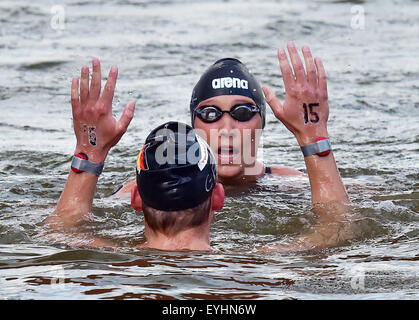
[
  {"xmin": 131, "ymin": 121, "xmax": 224, "ymax": 250},
  {"xmin": 44, "ymin": 58, "xmax": 226, "ymax": 251},
  {"xmin": 190, "ymin": 57, "xmax": 303, "ymax": 184},
  {"xmin": 113, "ymin": 57, "xmax": 304, "ymax": 195},
  {"xmin": 190, "ymin": 58, "xmax": 267, "ymax": 129},
  {"xmin": 136, "ymin": 121, "xmax": 217, "ymax": 211}
]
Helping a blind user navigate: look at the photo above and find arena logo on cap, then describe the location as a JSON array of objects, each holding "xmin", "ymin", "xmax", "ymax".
[{"xmin": 212, "ymin": 77, "xmax": 248, "ymax": 90}]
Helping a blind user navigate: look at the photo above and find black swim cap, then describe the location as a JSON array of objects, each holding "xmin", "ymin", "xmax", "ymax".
[
  {"xmin": 190, "ymin": 58, "xmax": 266, "ymax": 128},
  {"xmin": 136, "ymin": 122, "xmax": 217, "ymax": 211}
]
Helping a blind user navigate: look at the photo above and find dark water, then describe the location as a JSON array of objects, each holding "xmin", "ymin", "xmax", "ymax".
[{"xmin": 0, "ymin": 0, "xmax": 418, "ymax": 299}]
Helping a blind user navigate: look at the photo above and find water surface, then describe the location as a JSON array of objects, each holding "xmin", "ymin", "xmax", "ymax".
[{"xmin": 0, "ymin": 0, "xmax": 418, "ymax": 299}]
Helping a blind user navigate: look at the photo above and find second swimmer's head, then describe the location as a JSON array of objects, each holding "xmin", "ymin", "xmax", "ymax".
[{"xmin": 134, "ymin": 121, "xmax": 224, "ymax": 235}]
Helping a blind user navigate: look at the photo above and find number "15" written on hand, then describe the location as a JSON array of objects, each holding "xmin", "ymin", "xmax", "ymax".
[{"xmin": 303, "ymin": 103, "xmax": 319, "ymax": 124}]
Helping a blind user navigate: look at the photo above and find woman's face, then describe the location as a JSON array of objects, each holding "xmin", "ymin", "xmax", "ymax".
[{"xmin": 193, "ymin": 95, "xmax": 263, "ymax": 182}]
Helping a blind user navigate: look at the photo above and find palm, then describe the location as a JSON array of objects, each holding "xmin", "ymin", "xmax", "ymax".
[
  {"xmin": 71, "ymin": 59, "xmax": 135, "ymax": 162},
  {"xmin": 263, "ymin": 42, "xmax": 329, "ymax": 145}
]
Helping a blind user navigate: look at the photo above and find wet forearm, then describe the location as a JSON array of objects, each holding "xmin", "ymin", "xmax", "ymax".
[
  {"xmin": 55, "ymin": 171, "xmax": 98, "ymax": 215},
  {"xmin": 48, "ymin": 147, "xmax": 107, "ymax": 226},
  {"xmin": 303, "ymin": 151, "xmax": 349, "ymax": 204}
]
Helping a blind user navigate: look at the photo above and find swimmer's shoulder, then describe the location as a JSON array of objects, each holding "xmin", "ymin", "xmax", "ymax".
[{"xmin": 265, "ymin": 165, "xmax": 307, "ymax": 177}]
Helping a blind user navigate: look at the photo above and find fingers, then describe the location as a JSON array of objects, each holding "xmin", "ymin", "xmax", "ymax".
[
  {"xmin": 118, "ymin": 101, "xmax": 136, "ymax": 134},
  {"xmin": 101, "ymin": 65, "xmax": 118, "ymax": 111},
  {"xmin": 262, "ymin": 85, "xmax": 284, "ymax": 120},
  {"xmin": 71, "ymin": 77, "xmax": 80, "ymax": 114},
  {"xmin": 89, "ymin": 58, "xmax": 101, "ymax": 104},
  {"xmin": 302, "ymin": 46, "xmax": 317, "ymax": 86},
  {"xmin": 278, "ymin": 43, "xmax": 326, "ymax": 93},
  {"xmin": 277, "ymin": 48, "xmax": 294, "ymax": 93},
  {"xmin": 315, "ymin": 57, "xmax": 328, "ymax": 98},
  {"xmin": 80, "ymin": 65, "xmax": 89, "ymax": 106},
  {"xmin": 286, "ymin": 42, "xmax": 305, "ymax": 83}
]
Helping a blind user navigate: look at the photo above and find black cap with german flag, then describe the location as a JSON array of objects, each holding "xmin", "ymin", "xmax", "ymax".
[{"xmin": 136, "ymin": 122, "xmax": 217, "ymax": 211}]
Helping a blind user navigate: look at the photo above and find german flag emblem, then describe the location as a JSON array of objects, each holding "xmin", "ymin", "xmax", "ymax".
[{"xmin": 137, "ymin": 144, "xmax": 150, "ymax": 171}]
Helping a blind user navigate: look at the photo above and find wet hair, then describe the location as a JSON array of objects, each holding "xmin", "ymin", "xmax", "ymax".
[{"xmin": 142, "ymin": 196, "xmax": 212, "ymax": 236}]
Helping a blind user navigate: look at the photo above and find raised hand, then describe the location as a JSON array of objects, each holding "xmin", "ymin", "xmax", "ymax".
[
  {"xmin": 262, "ymin": 42, "xmax": 329, "ymax": 146},
  {"xmin": 71, "ymin": 58, "xmax": 135, "ymax": 163},
  {"xmin": 46, "ymin": 59, "xmax": 136, "ymax": 229}
]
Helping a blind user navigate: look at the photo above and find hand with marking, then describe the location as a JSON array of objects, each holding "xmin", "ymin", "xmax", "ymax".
[
  {"xmin": 71, "ymin": 58, "xmax": 135, "ymax": 163},
  {"xmin": 262, "ymin": 42, "xmax": 329, "ymax": 146}
]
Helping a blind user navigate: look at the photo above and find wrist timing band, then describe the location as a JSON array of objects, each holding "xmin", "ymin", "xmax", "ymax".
[
  {"xmin": 71, "ymin": 153, "xmax": 104, "ymax": 176},
  {"xmin": 300, "ymin": 137, "xmax": 331, "ymax": 157}
]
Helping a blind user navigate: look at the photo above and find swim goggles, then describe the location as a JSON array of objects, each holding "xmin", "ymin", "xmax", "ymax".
[{"xmin": 194, "ymin": 104, "xmax": 260, "ymax": 123}]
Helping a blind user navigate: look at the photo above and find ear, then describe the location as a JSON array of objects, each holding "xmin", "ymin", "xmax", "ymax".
[
  {"xmin": 130, "ymin": 184, "xmax": 143, "ymax": 212},
  {"xmin": 210, "ymin": 183, "xmax": 224, "ymax": 211}
]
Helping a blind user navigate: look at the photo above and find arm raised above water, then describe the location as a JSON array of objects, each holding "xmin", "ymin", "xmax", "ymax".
[
  {"xmin": 263, "ymin": 42, "xmax": 349, "ymax": 205},
  {"xmin": 260, "ymin": 43, "xmax": 354, "ymax": 252},
  {"xmin": 44, "ymin": 58, "xmax": 135, "ymax": 228}
]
